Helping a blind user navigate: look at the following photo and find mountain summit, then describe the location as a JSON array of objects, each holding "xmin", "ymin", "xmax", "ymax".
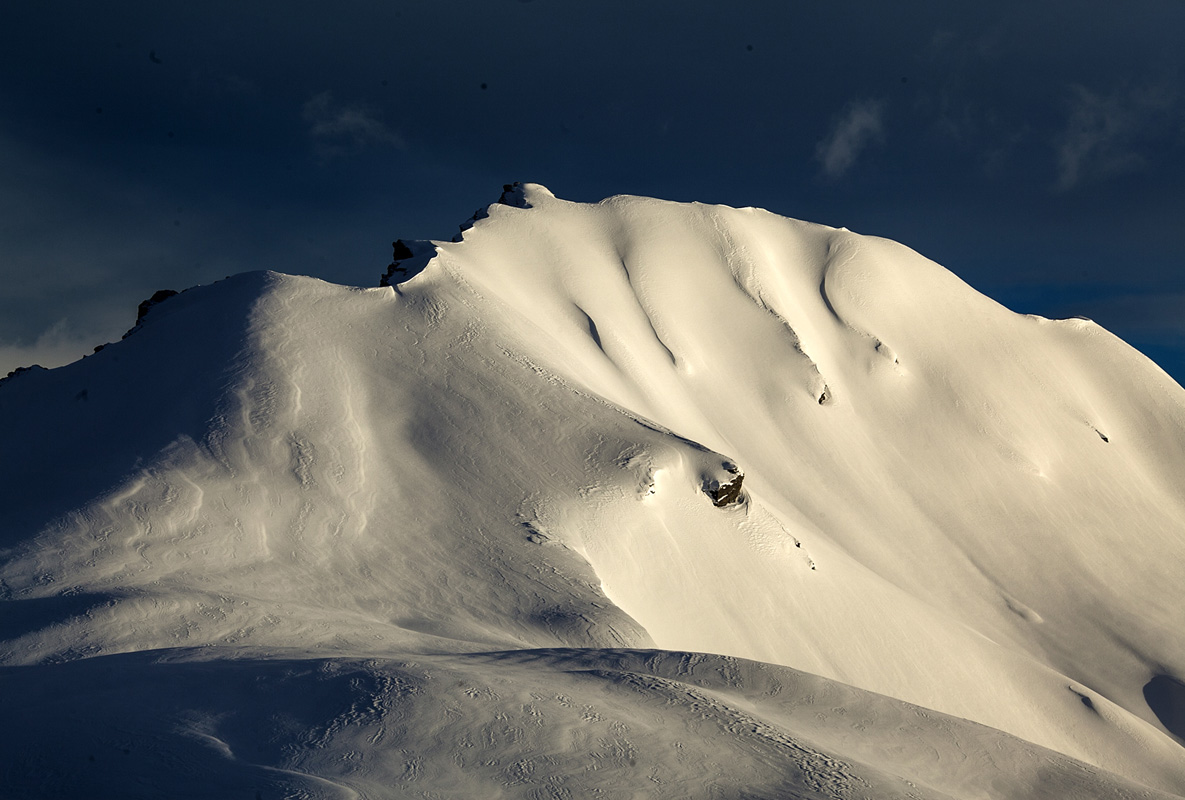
[{"xmin": 3, "ymin": 185, "xmax": 1185, "ymax": 798}]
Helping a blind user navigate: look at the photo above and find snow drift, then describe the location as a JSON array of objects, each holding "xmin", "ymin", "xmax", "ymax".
[{"xmin": 2, "ymin": 184, "xmax": 1185, "ymax": 798}]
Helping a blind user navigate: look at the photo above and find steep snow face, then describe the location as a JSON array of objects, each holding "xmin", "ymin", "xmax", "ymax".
[
  {"xmin": 425, "ymin": 186, "xmax": 1185, "ymax": 766},
  {"xmin": 2, "ymin": 185, "xmax": 1185, "ymax": 796}
]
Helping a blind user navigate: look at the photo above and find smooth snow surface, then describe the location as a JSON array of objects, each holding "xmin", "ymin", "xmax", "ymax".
[{"xmin": 3, "ymin": 184, "xmax": 1185, "ymax": 798}]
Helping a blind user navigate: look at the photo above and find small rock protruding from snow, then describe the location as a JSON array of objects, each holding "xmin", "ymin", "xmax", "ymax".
[
  {"xmin": 875, "ymin": 340, "xmax": 899, "ymax": 365},
  {"xmin": 453, "ymin": 208, "xmax": 491, "ymax": 241},
  {"xmin": 380, "ymin": 239, "xmax": 415, "ymax": 286},
  {"xmin": 121, "ymin": 288, "xmax": 179, "ymax": 340},
  {"xmin": 379, "ymin": 239, "xmax": 436, "ymax": 286},
  {"xmin": 136, "ymin": 289, "xmax": 179, "ymax": 324},
  {"xmin": 452, "ymin": 182, "xmax": 548, "ymax": 242},
  {"xmin": 709, "ymin": 468, "xmax": 744, "ymax": 507},
  {"xmin": 0, "ymin": 363, "xmax": 47, "ymax": 388},
  {"xmin": 498, "ymin": 182, "xmax": 530, "ymax": 208}
]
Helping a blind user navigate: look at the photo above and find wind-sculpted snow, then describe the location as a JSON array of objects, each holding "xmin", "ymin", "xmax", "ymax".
[
  {"xmin": 4, "ymin": 648, "xmax": 1180, "ymax": 800},
  {"xmin": 2, "ymin": 185, "xmax": 1185, "ymax": 797}
]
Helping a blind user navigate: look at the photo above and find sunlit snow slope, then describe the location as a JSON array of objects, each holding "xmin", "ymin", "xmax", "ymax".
[{"xmin": 2, "ymin": 184, "xmax": 1185, "ymax": 798}]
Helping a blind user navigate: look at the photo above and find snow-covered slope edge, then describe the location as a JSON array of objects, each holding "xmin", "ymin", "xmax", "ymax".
[
  {"xmin": 2, "ymin": 184, "xmax": 1185, "ymax": 797},
  {"xmin": 4, "ymin": 648, "xmax": 1178, "ymax": 800}
]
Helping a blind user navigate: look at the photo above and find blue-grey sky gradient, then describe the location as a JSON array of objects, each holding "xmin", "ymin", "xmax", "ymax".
[{"xmin": 2, "ymin": 1, "xmax": 1183, "ymax": 382}]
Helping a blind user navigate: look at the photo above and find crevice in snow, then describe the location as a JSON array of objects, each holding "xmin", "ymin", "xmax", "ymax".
[
  {"xmin": 1002, "ymin": 593, "xmax": 1043, "ymax": 624},
  {"xmin": 709, "ymin": 214, "xmax": 836, "ymax": 404},
  {"xmin": 1144, "ymin": 674, "xmax": 1185, "ymax": 745},
  {"xmin": 614, "ymin": 256, "xmax": 678, "ymax": 367},
  {"xmin": 575, "ymin": 305, "xmax": 605, "ymax": 354},
  {"xmin": 821, "ymin": 238, "xmax": 906, "ymax": 377},
  {"xmin": 874, "ymin": 339, "xmax": 899, "ymax": 365},
  {"xmin": 1068, "ymin": 685, "xmax": 1099, "ymax": 713}
]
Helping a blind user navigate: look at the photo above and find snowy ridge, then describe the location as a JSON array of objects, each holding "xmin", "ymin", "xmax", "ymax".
[{"xmin": 2, "ymin": 185, "xmax": 1184, "ymax": 798}]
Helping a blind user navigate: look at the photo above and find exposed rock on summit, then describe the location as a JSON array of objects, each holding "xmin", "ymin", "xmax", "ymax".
[{"xmin": 379, "ymin": 238, "xmax": 436, "ymax": 286}]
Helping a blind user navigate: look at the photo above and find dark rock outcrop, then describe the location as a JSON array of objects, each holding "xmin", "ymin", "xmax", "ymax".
[
  {"xmin": 122, "ymin": 289, "xmax": 179, "ymax": 340},
  {"xmin": 711, "ymin": 473, "xmax": 744, "ymax": 506},
  {"xmin": 498, "ymin": 182, "xmax": 530, "ymax": 208},
  {"xmin": 0, "ymin": 364, "xmax": 47, "ymax": 389},
  {"xmin": 708, "ymin": 463, "xmax": 744, "ymax": 507},
  {"xmin": 136, "ymin": 290, "xmax": 179, "ymax": 324},
  {"xmin": 379, "ymin": 239, "xmax": 437, "ymax": 287}
]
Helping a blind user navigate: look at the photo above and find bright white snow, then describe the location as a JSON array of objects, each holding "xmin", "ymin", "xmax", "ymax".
[{"xmin": 2, "ymin": 184, "xmax": 1184, "ymax": 798}]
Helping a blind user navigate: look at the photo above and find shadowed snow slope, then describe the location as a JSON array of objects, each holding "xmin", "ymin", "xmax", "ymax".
[{"xmin": 2, "ymin": 185, "xmax": 1185, "ymax": 798}]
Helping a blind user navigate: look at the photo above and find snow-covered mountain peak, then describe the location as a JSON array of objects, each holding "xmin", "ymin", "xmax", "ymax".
[{"xmin": 3, "ymin": 188, "xmax": 1185, "ymax": 798}]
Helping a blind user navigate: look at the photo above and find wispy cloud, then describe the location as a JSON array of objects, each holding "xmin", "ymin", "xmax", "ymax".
[
  {"xmin": 302, "ymin": 92, "xmax": 403, "ymax": 158},
  {"xmin": 1055, "ymin": 86, "xmax": 1141, "ymax": 191},
  {"xmin": 0, "ymin": 320, "xmax": 100, "ymax": 377},
  {"xmin": 1054, "ymin": 82, "xmax": 1178, "ymax": 192},
  {"xmin": 816, "ymin": 99, "xmax": 886, "ymax": 178}
]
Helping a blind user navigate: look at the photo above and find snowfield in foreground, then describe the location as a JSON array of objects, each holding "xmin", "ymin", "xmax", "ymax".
[{"xmin": 2, "ymin": 184, "xmax": 1184, "ymax": 798}]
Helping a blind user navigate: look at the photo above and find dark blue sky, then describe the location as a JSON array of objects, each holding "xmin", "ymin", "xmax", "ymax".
[{"xmin": 2, "ymin": 1, "xmax": 1183, "ymax": 384}]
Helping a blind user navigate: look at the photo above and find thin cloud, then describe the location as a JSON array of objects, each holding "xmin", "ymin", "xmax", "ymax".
[
  {"xmin": 1055, "ymin": 86, "xmax": 1142, "ymax": 192},
  {"xmin": 302, "ymin": 92, "xmax": 403, "ymax": 157},
  {"xmin": 0, "ymin": 320, "xmax": 99, "ymax": 377},
  {"xmin": 1054, "ymin": 81, "xmax": 1179, "ymax": 192},
  {"xmin": 816, "ymin": 99, "xmax": 886, "ymax": 178}
]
